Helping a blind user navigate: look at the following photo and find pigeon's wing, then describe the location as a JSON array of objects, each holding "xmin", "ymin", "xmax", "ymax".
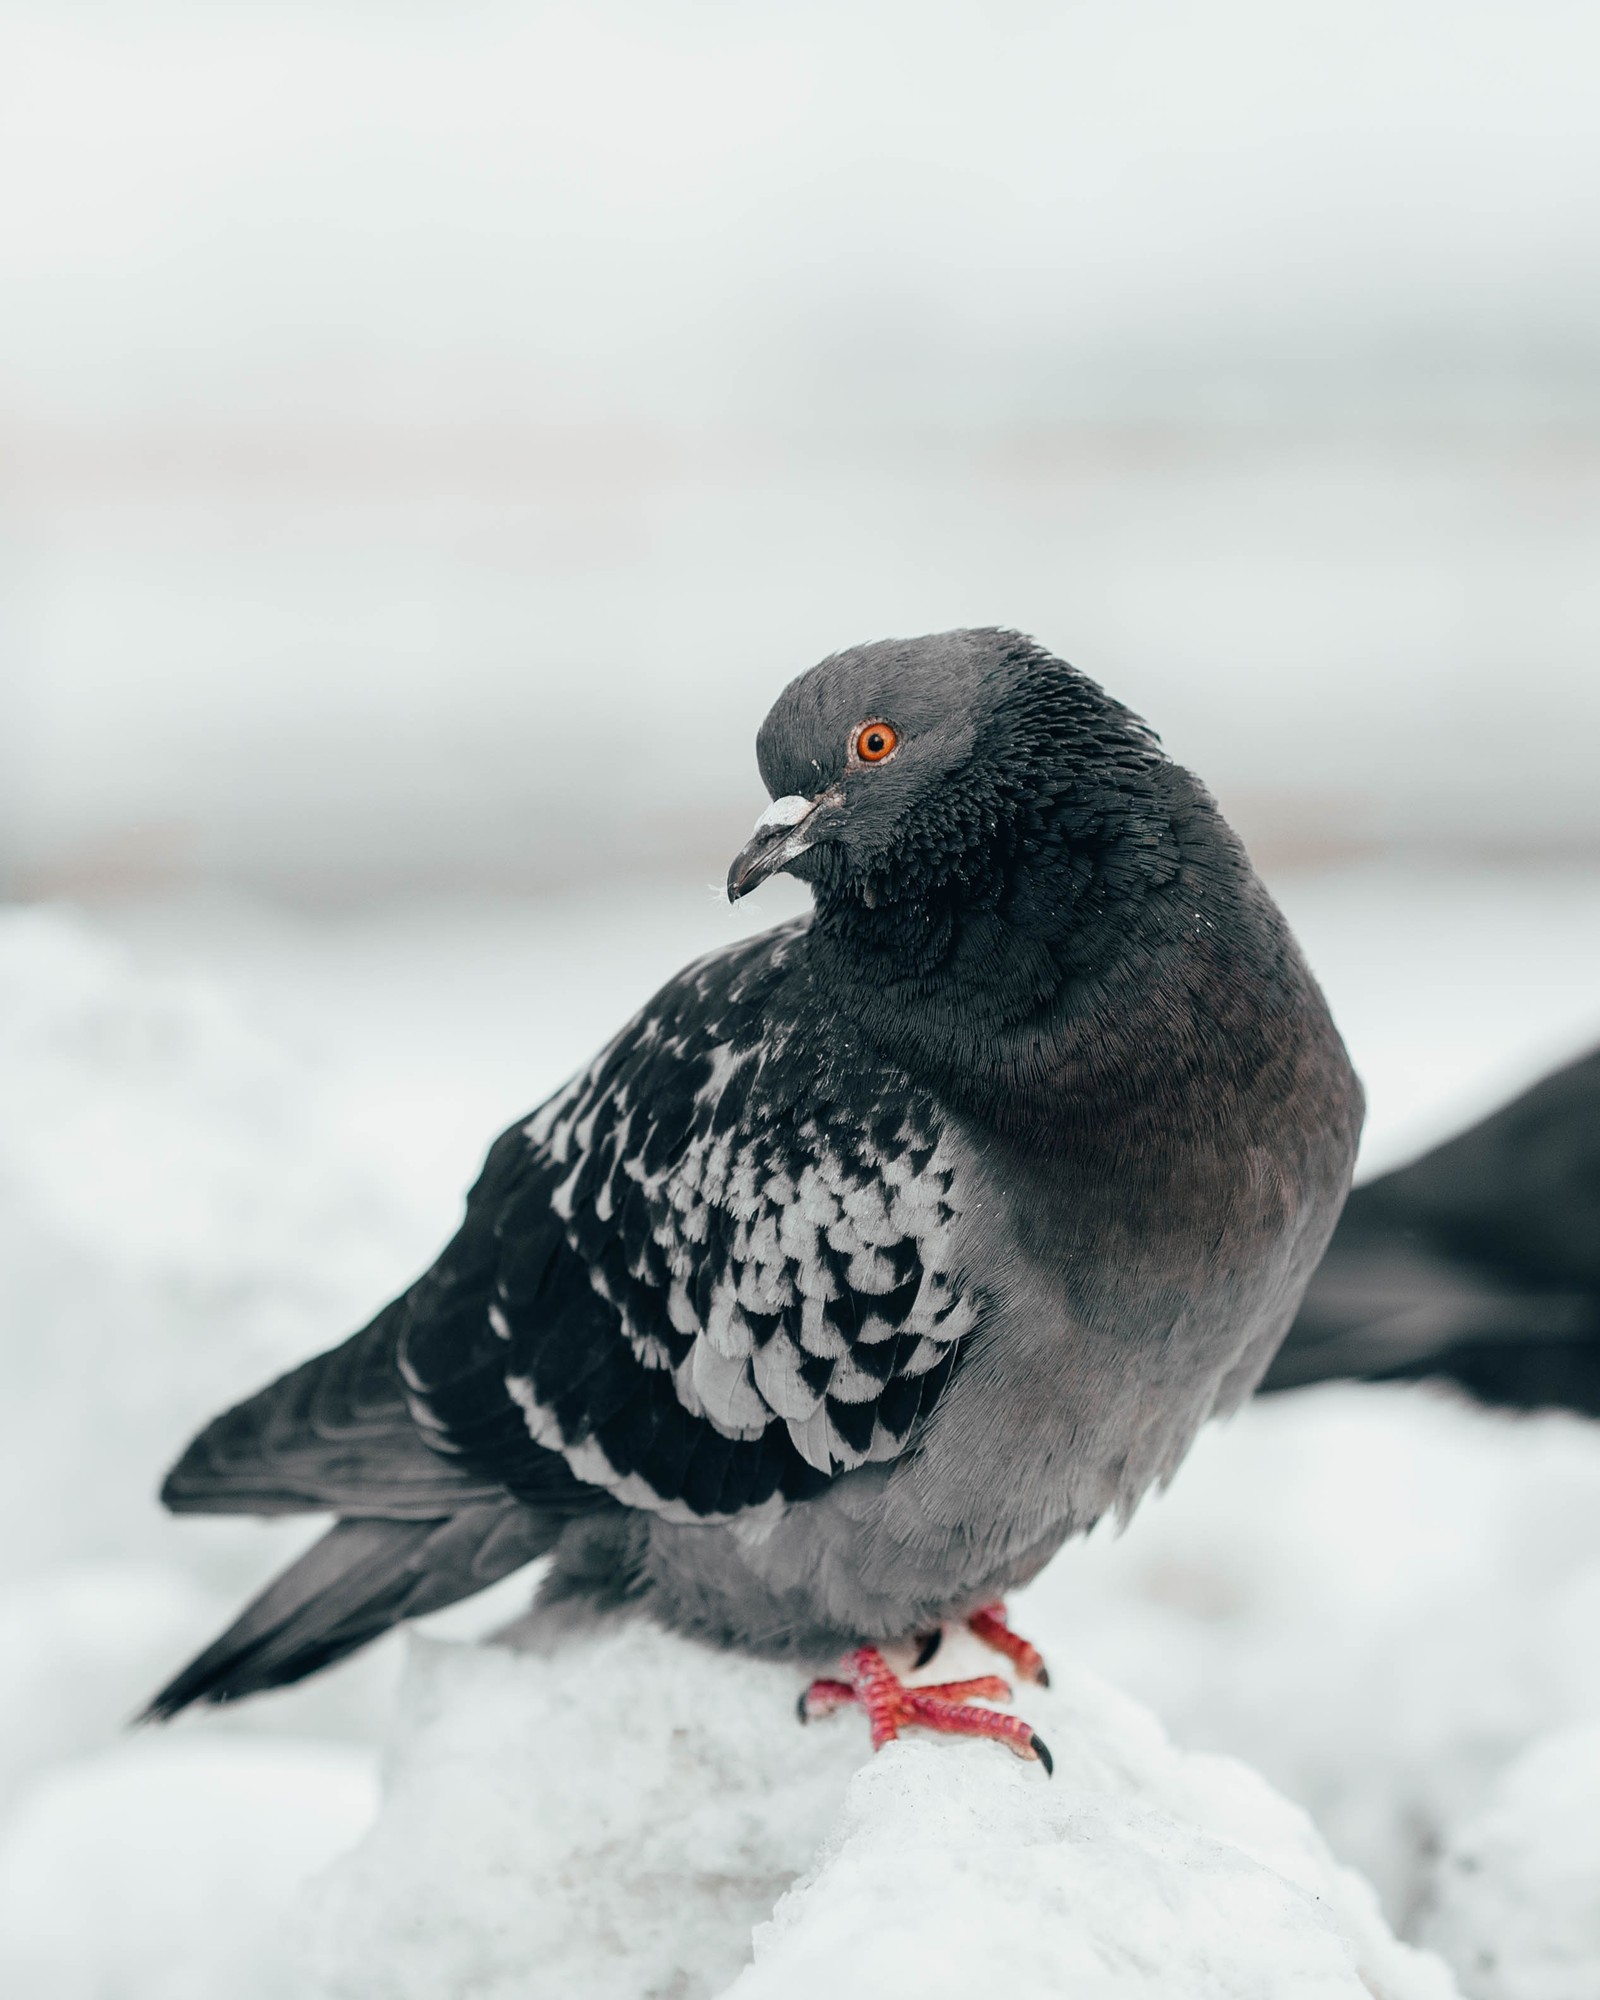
[{"xmin": 399, "ymin": 923, "xmax": 984, "ymax": 1522}]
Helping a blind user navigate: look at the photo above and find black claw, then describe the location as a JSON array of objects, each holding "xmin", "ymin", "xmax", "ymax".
[
  {"xmin": 1029, "ymin": 1731, "xmax": 1054, "ymax": 1778},
  {"xmin": 1035, "ymin": 1665, "xmax": 1051, "ymax": 1689},
  {"xmin": 797, "ymin": 1690, "xmax": 812, "ymax": 1725},
  {"xmin": 912, "ymin": 1628, "xmax": 943, "ymax": 1670}
]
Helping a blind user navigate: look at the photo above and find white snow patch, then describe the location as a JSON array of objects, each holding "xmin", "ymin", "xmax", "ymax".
[
  {"xmin": 0, "ymin": 1561, "xmax": 221, "ymax": 1800},
  {"xmin": 0, "ymin": 906, "xmax": 422, "ymax": 1585},
  {"xmin": 1415, "ymin": 1722, "xmax": 1600, "ymax": 2000},
  {"xmin": 0, "ymin": 1735, "xmax": 379, "ymax": 2000},
  {"xmin": 295, "ymin": 1625, "xmax": 861, "ymax": 2000},
  {"xmin": 294, "ymin": 1623, "xmax": 1458, "ymax": 2000},
  {"xmin": 1030, "ymin": 1386, "xmax": 1600, "ymax": 1924}
]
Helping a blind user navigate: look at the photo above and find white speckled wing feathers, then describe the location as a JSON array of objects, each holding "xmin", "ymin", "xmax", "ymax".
[{"xmin": 448, "ymin": 926, "xmax": 984, "ymax": 1520}]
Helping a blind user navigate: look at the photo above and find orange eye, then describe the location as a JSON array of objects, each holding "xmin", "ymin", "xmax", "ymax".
[{"xmin": 854, "ymin": 720, "xmax": 898, "ymax": 764}]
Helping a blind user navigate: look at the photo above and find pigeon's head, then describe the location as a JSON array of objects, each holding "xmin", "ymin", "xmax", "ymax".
[{"xmin": 727, "ymin": 628, "xmax": 1166, "ymax": 914}]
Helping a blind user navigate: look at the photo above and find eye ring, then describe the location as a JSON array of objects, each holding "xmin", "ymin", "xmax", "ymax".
[{"xmin": 853, "ymin": 720, "xmax": 899, "ymax": 764}]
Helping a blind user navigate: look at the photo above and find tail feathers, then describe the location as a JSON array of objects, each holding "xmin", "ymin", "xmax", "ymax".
[
  {"xmin": 160, "ymin": 1306, "xmax": 503, "ymax": 1521},
  {"xmin": 140, "ymin": 1500, "xmax": 558, "ymax": 1721}
]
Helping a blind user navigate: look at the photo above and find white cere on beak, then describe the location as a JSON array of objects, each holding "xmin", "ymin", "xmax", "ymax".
[
  {"xmin": 753, "ymin": 794, "xmax": 817, "ymax": 833},
  {"xmin": 727, "ymin": 785, "xmax": 842, "ymax": 899}
]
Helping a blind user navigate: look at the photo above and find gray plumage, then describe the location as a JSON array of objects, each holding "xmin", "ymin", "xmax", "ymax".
[{"xmin": 147, "ymin": 628, "xmax": 1361, "ymax": 1716}]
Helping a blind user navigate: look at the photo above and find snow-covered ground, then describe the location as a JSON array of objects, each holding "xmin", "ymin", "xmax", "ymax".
[
  {"xmin": 294, "ymin": 1626, "xmax": 1458, "ymax": 2000},
  {"xmin": 1, "ymin": 861, "xmax": 1598, "ymax": 1996}
]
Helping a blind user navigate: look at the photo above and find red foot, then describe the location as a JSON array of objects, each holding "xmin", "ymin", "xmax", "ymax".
[
  {"xmin": 968, "ymin": 1601, "xmax": 1050, "ymax": 1686},
  {"xmin": 799, "ymin": 1646, "xmax": 1052, "ymax": 1774}
]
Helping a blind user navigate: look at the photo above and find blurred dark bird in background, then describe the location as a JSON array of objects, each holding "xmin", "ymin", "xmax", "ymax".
[{"xmin": 1263, "ymin": 1047, "xmax": 1600, "ymax": 1416}]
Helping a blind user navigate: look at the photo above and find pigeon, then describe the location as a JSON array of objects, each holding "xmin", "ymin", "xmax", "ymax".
[
  {"xmin": 145, "ymin": 628, "xmax": 1363, "ymax": 1764},
  {"xmin": 1263, "ymin": 1043, "xmax": 1600, "ymax": 1416}
]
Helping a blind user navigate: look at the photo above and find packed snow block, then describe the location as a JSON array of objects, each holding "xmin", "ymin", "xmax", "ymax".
[
  {"xmin": 737, "ymin": 1667, "xmax": 1461, "ymax": 2000},
  {"xmin": 1416, "ymin": 1720, "xmax": 1600, "ymax": 2000},
  {"xmin": 294, "ymin": 1620, "xmax": 1460, "ymax": 2000},
  {"xmin": 295, "ymin": 1622, "xmax": 864, "ymax": 2000}
]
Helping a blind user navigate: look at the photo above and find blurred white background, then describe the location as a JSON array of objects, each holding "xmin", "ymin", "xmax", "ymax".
[
  {"xmin": 3, "ymin": 0, "xmax": 1599, "ymax": 896},
  {"xmin": 4, "ymin": 7, "xmax": 1600, "ymax": 1996}
]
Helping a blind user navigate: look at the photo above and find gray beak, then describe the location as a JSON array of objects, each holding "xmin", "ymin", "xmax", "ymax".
[{"xmin": 726, "ymin": 793, "xmax": 825, "ymax": 902}]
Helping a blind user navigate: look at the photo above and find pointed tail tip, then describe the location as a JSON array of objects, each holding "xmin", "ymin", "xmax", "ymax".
[
  {"xmin": 130, "ymin": 1690, "xmax": 180, "ymax": 1730},
  {"xmin": 133, "ymin": 1644, "xmax": 258, "ymax": 1728},
  {"xmin": 131, "ymin": 1672, "xmax": 206, "ymax": 1729}
]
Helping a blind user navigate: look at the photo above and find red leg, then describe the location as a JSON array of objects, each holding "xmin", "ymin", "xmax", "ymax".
[
  {"xmin": 968, "ymin": 1601, "xmax": 1050, "ymax": 1686},
  {"xmin": 799, "ymin": 1645, "xmax": 1052, "ymax": 1773}
]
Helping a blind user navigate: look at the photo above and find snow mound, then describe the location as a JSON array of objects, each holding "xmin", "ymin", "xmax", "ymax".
[
  {"xmin": 295, "ymin": 1623, "xmax": 863, "ymax": 2000},
  {"xmin": 739, "ymin": 1654, "xmax": 1460, "ymax": 2000},
  {"xmin": 0, "ymin": 1560, "xmax": 221, "ymax": 1800},
  {"xmin": 0, "ymin": 906, "xmax": 418, "ymax": 1583},
  {"xmin": 1416, "ymin": 1721, "xmax": 1600, "ymax": 2000},
  {"xmin": 295, "ymin": 1620, "xmax": 1460, "ymax": 2000},
  {"xmin": 0, "ymin": 1734, "xmax": 379, "ymax": 2000},
  {"xmin": 0, "ymin": 905, "xmax": 432, "ymax": 1781},
  {"xmin": 1036, "ymin": 1385, "xmax": 1600, "ymax": 1919}
]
